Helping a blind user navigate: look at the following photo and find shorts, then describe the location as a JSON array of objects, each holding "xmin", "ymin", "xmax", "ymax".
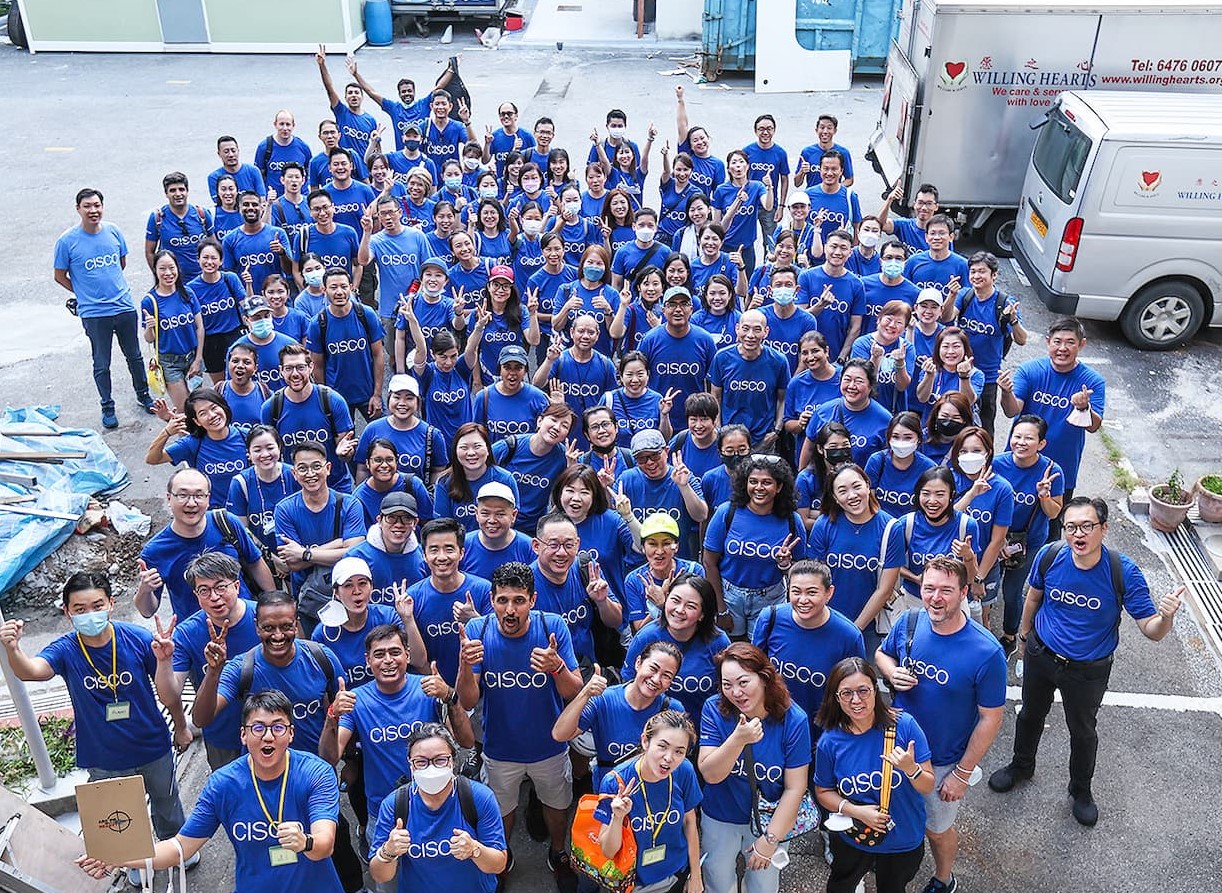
[
  {"xmin": 923, "ymin": 764, "xmax": 964, "ymax": 833},
  {"xmin": 722, "ymin": 579, "xmax": 786, "ymax": 638},
  {"xmin": 158, "ymin": 350, "xmax": 194, "ymax": 384},
  {"xmin": 482, "ymin": 750, "xmax": 572, "ymax": 816},
  {"xmin": 203, "ymin": 327, "xmax": 244, "ymax": 374}
]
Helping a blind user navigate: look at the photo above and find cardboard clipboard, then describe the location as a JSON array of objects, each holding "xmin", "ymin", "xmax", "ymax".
[{"xmin": 75, "ymin": 776, "xmax": 156, "ymax": 865}]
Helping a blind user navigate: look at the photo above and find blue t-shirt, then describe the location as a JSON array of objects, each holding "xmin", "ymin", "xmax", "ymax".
[
  {"xmin": 369, "ymin": 778, "xmax": 505, "ymax": 893},
  {"xmin": 890, "ymin": 511, "xmax": 983, "ymax": 598},
  {"xmin": 528, "ymin": 265, "xmax": 580, "ymax": 337},
  {"xmin": 470, "ymin": 309, "xmax": 535, "ymax": 383},
  {"xmin": 324, "ymin": 181, "xmax": 378, "ymax": 235},
  {"xmin": 709, "ymin": 345, "xmax": 790, "ymax": 442},
  {"xmin": 807, "ymin": 511, "xmax": 903, "ymax": 623},
  {"xmin": 677, "ymin": 141, "xmax": 727, "ymax": 193},
  {"xmin": 380, "ymin": 95, "xmax": 432, "ymax": 148},
  {"xmin": 412, "ymin": 359, "xmax": 474, "ymax": 447},
  {"xmin": 309, "ymin": 151, "xmax": 369, "ymax": 190},
  {"xmin": 141, "ymin": 288, "xmax": 201, "ymax": 357},
  {"xmin": 604, "ymin": 389, "xmax": 664, "ymax": 449},
  {"xmin": 208, "ymin": 164, "xmax": 266, "ymax": 203},
  {"xmin": 850, "ymin": 333, "xmax": 916, "ymax": 414},
  {"xmin": 492, "ymin": 435, "xmax": 568, "ymax": 531},
  {"xmin": 752, "ymin": 605, "xmax": 865, "ymax": 737},
  {"xmin": 699, "ymin": 697, "xmax": 811, "ymax": 824},
  {"xmin": 690, "ymin": 308, "xmax": 739, "ymax": 352},
  {"xmin": 1012, "ymin": 358, "xmax": 1106, "ymax": 490},
  {"xmin": 272, "ymin": 308, "xmax": 310, "ymax": 345},
  {"xmin": 39, "ymin": 623, "xmax": 169, "ymax": 770},
  {"xmin": 187, "ymin": 272, "xmax": 245, "ymax": 336},
  {"xmin": 903, "ymin": 251, "xmax": 970, "ymax": 298},
  {"xmin": 355, "ymin": 419, "xmax": 447, "ymax": 480},
  {"xmin": 689, "ymin": 252, "xmax": 740, "ymax": 298},
  {"xmin": 213, "ymin": 208, "xmax": 243, "ymax": 244},
  {"xmin": 467, "ymin": 611, "xmax": 578, "ymax": 762},
  {"xmin": 743, "ymin": 142, "xmax": 791, "ymax": 186},
  {"xmin": 424, "ymin": 119, "xmax": 469, "ymax": 167},
  {"xmin": 991, "ymin": 452, "xmax": 1065, "ymax": 555},
  {"xmin": 712, "ymin": 181, "xmax": 768, "ymax": 250},
  {"xmin": 147, "ymin": 205, "xmax": 213, "ymax": 282},
  {"xmin": 638, "ymin": 325, "xmax": 718, "ymax": 432},
  {"xmin": 864, "ymin": 450, "xmax": 937, "ymax": 519},
  {"xmin": 181, "ymin": 750, "xmax": 342, "ymax": 893},
  {"xmin": 531, "ymin": 562, "xmax": 608, "ymax": 663},
  {"xmin": 892, "ymin": 217, "xmax": 932, "ymax": 253},
  {"xmin": 761, "ymin": 306, "xmax": 820, "ymax": 375},
  {"xmin": 273, "ymin": 491, "xmax": 367, "ymax": 592},
  {"xmin": 574, "ymin": 510, "xmax": 640, "ymax": 604},
  {"xmin": 580, "ymin": 684, "xmax": 682, "ymax": 784},
  {"xmin": 432, "ymin": 466, "xmax": 519, "ymax": 533},
  {"xmin": 881, "ymin": 611, "xmax": 1007, "ymax": 766},
  {"xmin": 346, "ymin": 539, "xmax": 428, "ymax": 607},
  {"xmin": 352, "ymin": 474, "xmax": 434, "ymax": 529},
  {"xmin": 222, "ymin": 225, "xmax": 290, "ymax": 296},
  {"xmin": 704, "ymin": 505, "xmax": 807, "ymax": 590},
  {"xmin": 670, "ymin": 432, "xmax": 721, "ymax": 482},
  {"xmin": 623, "ymin": 560, "xmax": 704, "ymax": 626},
  {"xmin": 795, "ymin": 468, "xmax": 823, "ymax": 517},
  {"xmin": 622, "ymin": 624, "xmax": 730, "ymax": 719},
  {"xmin": 293, "ymin": 223, "xmax": 361, "ymax": 275},
  {"xmin": 617, "ymin": 467, "xmax": 705, "ymax": 562},
  {"xmin": 699, "ymin": 466, "xmax": 732, "ymax": 518},
  {"xmin": 814, "ymin": 712, "xmax": 930, "ymax": 854},
  {"xmin": 262, "ymin": 385, "xmax": 356, "ymax": 491},
  {"xmin": 1028, "ymin": 544, "xmax": 1155, "ymax": 661},
  {"xmin": 860, "ymin": 275, "xmax": 921, "ymax": 336},
  {"xmin": 807, "ymin": 398, "xmax": 893, "ymax": 467},
  {"xmin": 305, "ymin": 307, "xmax": 387, "ymax": 406},
  {"xmin": 338, "ymin": 676, "xmax": 443, "ymax": 822},
  {"xmin": 461, "ymin": 530, "xmax": 536, "ymax": 582},
  {"xmin": 270, "ymin": 196, "xmax": 312, "ymax": 249},
  {"xmin": 953, "ymin": 470, "xmax": 1016, "ymax": 555},
  {"xmin": 799, "ymin": 142, "xmax": 855, "ymax": 181},
  {"xmin": 217, "ymin": 642, "xmax": 342, "ymax": 755},
  {"xmin": 803, "ymin": 185, "xmax": 861, "ymax": 245},
  {"xmin": 232, "ymin": 332, "xmax": 298, "ymax": 394},
  {"xmin": 370, "ymin": 228, "xmax": 433, "ymax": 318},
  {"xmin": 783, "ymin": 367, "xmax": 842, "ymax": 465},
  {"xmin": 953, "ymin": 289, "xmax": 1020, "ymax": 382},
  {"xmin": 407, "ymin": 574, "xmax": 493, "ymax": 684},
  {"xmin": 311, "ymin": 603, "xmax": 402, "ymax": 688},
  {"xmin": 140, "ymin": 511, "xmax": 263, "ymax": 620},
  {"xmin": 172, "ymin": 602, "xmax": 262, "ymax": 750},
  {"xmin": 254, "ymin": 136, "xmax": 313, "ymax": 197},
  {"xmin": 548, "ymin": 351, "xmax": 618, "ymax": 439},
  {"xmin": 845, "ymin": 248, "xmax": 882, "ymax": 279},
  {"xmin": 658, "ymin": 177, "xmax": 702, "ymax": 240},
  {"xmin": 912, "ymin": 365, "xmax": 985, "ymax": 424},
  {"xmin": 166, "ymin": 431, "xmax": 249, "ymax": 509},
  {"xmin": 795, "ymin": 267, "xmax": 867, "ymax": 359},
  {"xmin": 226, "ymin": 465, "xmax": 299, "ymax": 550},
  {"xmin": 599, "ymin": 758, "xmax": 702, "ymax": 886}
]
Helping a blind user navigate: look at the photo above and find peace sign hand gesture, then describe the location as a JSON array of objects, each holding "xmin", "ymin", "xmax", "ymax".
[
  {"xmin": 1036, "ymin": 464, "xmax": 1060, "ymax": 498},
  {"xmin": 151, "ymin": 614, "xmax": 177, "ymax": 663},
  {"xmin": 670, "ymin": 453, "xmax": 691, "ymax": 488},
  {"xmin": 564, "ymin": 438, "xmax": 583, "ymax": 466},
  {"xmin": 659, "ymin": 389, "xmax": 680, "ymax": 417},
  {"xmin": 587, "ymin": 562, "xmax": 610, "ymax": 603},
  {"xmin": 609, "ymin": 775, "xmax": 639, "ymax": 820},
  {"xmin": 612, "ymin": 482, "xmax": 633, "ymax": 518},
  {"xmin": 203, "ymin": 618, "xmax": 230, "ymax": 671},
  {"xmin": 774, "ymin": 534, "xmax": 802, "ymax": 566}
]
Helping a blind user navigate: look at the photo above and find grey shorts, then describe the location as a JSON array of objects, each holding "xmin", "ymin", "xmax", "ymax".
[
  {"xmin": 482, "ymin": 750, "xmax": 572, "ymax": 816},
  {"xmin": 923, "ymin": 763, "xmax": 965, "ymax": 833}
]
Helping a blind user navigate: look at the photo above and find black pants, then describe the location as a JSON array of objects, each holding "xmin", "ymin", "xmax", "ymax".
[
  {"xmin": 827, "ymin": 834, "xmax": 924, "ymax": 893},
  {"xmin": 1047, "ymin": 487, "xmax": 1074, "ymax": 541},
  {"xmin": 333, "ymin": 811, "xmax": 365, "ymax": 892},
  {"xmin": 978, "ymin": 381, "xmax": 999, "ymax": 438},
  {"xmin": 1012, "ymin": 631, "xmax": 1113, "ymax": 796}
]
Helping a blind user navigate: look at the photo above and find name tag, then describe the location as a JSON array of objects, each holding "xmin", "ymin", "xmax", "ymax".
[
  {"xmin": 641, "ymin": 845, "xmax": 667, "ymax": 866},
  {"xmin": 106, "ymin": 701, "xmax": 131, "ymax": 722},
  {"xmin": 269, "ymin": 846, "xmax": 298, "ymax": 867}
]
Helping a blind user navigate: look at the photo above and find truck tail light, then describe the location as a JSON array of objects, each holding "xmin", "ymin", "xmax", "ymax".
[{"xmin": 1056, "ymin": 217, "xmax": 1083, "ymax": 272}]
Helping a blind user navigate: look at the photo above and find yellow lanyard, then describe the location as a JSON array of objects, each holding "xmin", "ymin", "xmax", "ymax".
[
  {"xmin": 250, "ymin": 750, "xmax": 292, "ymax": 830},
  {"xmin": 76, "ymin": 625, "xmax": 118, "ymax": 700},
  {"xmin": 635, "ymin": 760, "xmax": 673, "ymax": 848}
]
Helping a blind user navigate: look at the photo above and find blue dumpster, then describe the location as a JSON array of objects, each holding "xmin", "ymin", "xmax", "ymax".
[{"xmin": 702, "ymin": 0, "xmax": 901, "ymax": 79}]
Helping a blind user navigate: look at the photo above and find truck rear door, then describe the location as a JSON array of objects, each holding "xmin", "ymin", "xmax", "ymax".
[{"xmin": 868, "ymin": 42, "xmax": 919, "ymax": 189}]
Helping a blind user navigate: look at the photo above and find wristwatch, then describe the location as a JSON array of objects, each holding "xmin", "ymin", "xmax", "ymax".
[
  {"xmin": 445, "ymin": 687, "xmax": 460, "ymax": 706},
  {"xmin": 303, "ymin": 833, "xmax": 314, "ymax": 853},
  {"xmin": 762, "ymin": 830, "xmax": 780, "ymax": 845},
  {"xmin": 303, "ymin": 547, "xmax": 314, "ymax": 563}
]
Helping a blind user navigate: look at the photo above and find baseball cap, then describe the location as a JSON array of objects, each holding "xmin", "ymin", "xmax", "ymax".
[
  {"xmin": 640, "ymin": 512, "xmax": 680, "ymax": 540},
  {"xmin": 379, "ymin": 492, "xmax": 419, "ymax": 518},
  {"xmin": 420, "ymin": 257, "xmax": 448, "ymax": 273},
  {"xmin": 387, "ymin": 374, "xmax": 420, "ymax": 396},
  {"xmin": 662, "ymin": 286, "xmax": 692, "ymax": 306},
  {"xmin": 630, "ymin": 429, "xmax": 667, "ymax": 455},
  {"xmin": 489, "ymin": 264, "xmax": 514, "ymax": 283},
  {"xmin": 404, "ymin": 123, "xmax": 422, "ymax": 136},
  {"xmin": 332, "ymin": 556, "xmax": 373, "ymax": 585},
  {"xmin": 240, "ymin": 295, "xmax": 271, "ymax": 316},
  {"xmin": 915, "ymin": 288, "xmax": 943, "ymax": 306},
  {"xmin": 787, "ymin": 192, "xmax": 810, "ymax": 208},
  {"xmin": 476, "ymin": 481, "xmax": 517, "ymax": 506},
  {"xmin": 498, "ymin": 345, "xmax": 529, "ymax": 367}
]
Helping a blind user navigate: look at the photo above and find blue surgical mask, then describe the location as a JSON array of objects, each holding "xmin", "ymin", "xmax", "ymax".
[
  {"xmin": 303, "ymin": 269, "xmax": 324, "ymax": 288},
  {"xmin": 72, "ymin": 609, "xmax": 110, "ymax": 638},
  {"xmin": 250, "ymin": 318, "xmax": 275, "ymax": 339},
  {"xmin": 478, "ymin": 186, "xmax": 498, "ymax": 200},
  {"xmin": 881, "ymin": 259, "xmax": 905, "ymax": 279},
  {"xmin": 444, "ymin": 175, "xmax": 462, "ymax": 190},
  {"xmin": 564, "ymin": 201, "xmax": 583, "ymax": 216},
  {"xmin": 583, "ymin": 265, "xmax": 604, "ymax": 281},
  {"xmin": 772, "ymin": 286, "xmax": 795, "ymax": 306},
  {"xmin": 404, "ymin": 139, "xmax": 421, "ymax": 151}
]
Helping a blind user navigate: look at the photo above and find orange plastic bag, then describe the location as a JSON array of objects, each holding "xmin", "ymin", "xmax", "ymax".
[{"xmin": 569, "ymin": 793, "xmax": 637, "ymax": 893}]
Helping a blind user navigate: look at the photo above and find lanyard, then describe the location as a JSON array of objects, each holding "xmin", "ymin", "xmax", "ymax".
[
  {"xmin": 250, "ymin": 750, "xmax": 292, "ymax": 830},
  {"xmin": 76, "ymin": 625, "xmax": 119, "ymax": 700},
  {"xmin": 635, "ymin": 760, "xmax": 673, "ymax": 847}
]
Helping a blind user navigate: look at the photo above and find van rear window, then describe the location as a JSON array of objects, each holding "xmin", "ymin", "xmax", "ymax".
[{"xmin": 1032, "ymin": 109, "xmax": 1092, "ymax": 204}]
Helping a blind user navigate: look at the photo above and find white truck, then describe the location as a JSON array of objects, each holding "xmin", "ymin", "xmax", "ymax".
[{"xmin": 865, "ymin": 0, "xmax": 1222, "ymax": 256}]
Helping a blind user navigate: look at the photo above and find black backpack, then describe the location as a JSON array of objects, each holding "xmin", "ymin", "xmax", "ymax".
[
  {"xmin": 317, "ymin": 302, "xmax": 379, "ymax": 359},
  {"xmin": 393, "ymin": 773, "xmax": 480, "ymax": 830},
  {"xmin": 1035, "ymin": 541, "xmax": 1127, "ymax": 633},
  {"xmin": 956, "ymin": 291, "xmax": 1015, "ymax": 357},
  {"xmin": 268, "ymin": 385, "xmax": 341, "ymax": 458},
  {"xmin": 235, "ymin": 638, "xmax": 339, "ymax": 703}
]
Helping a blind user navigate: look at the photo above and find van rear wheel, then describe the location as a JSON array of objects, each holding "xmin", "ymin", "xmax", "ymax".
[
  {"xmin": 982, "ymin": 213, "xmax": 1016, "ymax": 258},
  {"xmin": 1120, "ymin": 282, "xmax": 1204, "ymax": 350}
]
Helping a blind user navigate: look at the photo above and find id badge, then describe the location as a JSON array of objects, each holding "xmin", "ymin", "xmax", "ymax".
[
  {"xmin": 106, "ymin": 701, "xmax": 131, "ymax": 722},
  {"xmin": 269, "ymin": 846, "xmax": 299, "ymax": 866},
  {"xmin": 641, "ymin": 845, "xmax": 667, "ymax": 866}
]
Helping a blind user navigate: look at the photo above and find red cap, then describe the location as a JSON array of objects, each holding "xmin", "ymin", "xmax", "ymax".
[{"xmin": 489, "ymin": 265, "xmax": 514, "ymax": 283}]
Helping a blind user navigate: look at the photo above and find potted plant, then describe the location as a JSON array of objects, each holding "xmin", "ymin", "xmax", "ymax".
[
  {"xmin": 1150, "ymin": 468, "xmax": 1194, "ymax": 533},
  {"xmin": 1197, "ymin": 474, "xmax": 1222, "ymax": 524}
]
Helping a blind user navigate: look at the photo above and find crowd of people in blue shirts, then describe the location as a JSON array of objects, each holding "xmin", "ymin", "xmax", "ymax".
[{"xmin": 36, "ymin": 48, "xmax": 1188, "ymax": 893}]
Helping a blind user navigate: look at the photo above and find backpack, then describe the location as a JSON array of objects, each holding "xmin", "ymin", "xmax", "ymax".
[
  {"xmin": 1035, "ymin": 541, "xmax": 1127, "ymax": 634},
  {"xmin": 269, "ymin": 385, "xmax": 341, "ymax": 457},
  {"xmin": 956, "ymin": 291, "xmax": 1015, "ymax": 357},
  {"xmin": 393, "ymin": 773, "xmax": 481, "ymax": 830},
  {"xmin": 317, "ymin": 303, "xmax": 378, "ymax": 359},
  {"xmin": 873, "ymin": 512, "xmax": 969, "ymax": 635},
  {"xmin": 292, "ymin": 494, "xmax": 352, "ymax": 622},
  {"xmin": 209, "ymin": 508, "xmax": 269, "ymax": 594},
  {"xmin": 257, "ymin": 136, "xmax": 275, "ymax": 179},
  {"xmin": 154, "ymin": 204, "xmax": 210, "ymax": 243},
  {"xmin": 236, "ymin": 638, "xmax": 338, "ymax": 703}
]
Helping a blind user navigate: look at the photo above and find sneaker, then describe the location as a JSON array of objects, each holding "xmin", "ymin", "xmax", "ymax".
[
  {"xmin": 101, "ymin": 407, "xmax": 119, "ymax": 430},
  {"xmin": 988, "ymin": 762, "xmax": 1033, "ymax": 793},
  {"xmin": 126, "ymin": 868, "xmax": 143, "ymax": 887},
  {"xmin": 1000, "ymin": 634, "xmax": 1017, "ymax": 656},
  {"xmin": 1070, "ymin": 788, "xmax": 1099, "ymax": 826},
  {"xmin": 138, "ymin": 394, "xmax": 156, "ymax": 415},
  {"xmin": 525, "ymin": 786, "xmax": 548, "ymax": 842},
  {"xmin": 183, "ymin": 851, "xmax": 201, "ymax": 870},
  {"xmin": 920, "ymin": 875, "xmax": 958, "ymax": 893},
  {"xmin": 547, "ymin": 848, "xmax": 577, "ymax": 893}
]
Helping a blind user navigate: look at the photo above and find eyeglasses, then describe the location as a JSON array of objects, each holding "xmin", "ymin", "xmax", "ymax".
[
  {"xmin": 914, "ymin": 200, "xmax": 937, "ymax": 208},
  {"xmin": 383, "ymin": 515, "xmax": 415, "ymax": 527},
  {"xmin": 294, "ymin": 463, "xmax": 327, "ymax": 474},
  {"xmin": 1063, "ymin": 521, "xmax": 1101, "ymax": 535},
  {"xmin": 282, "ymin": 364, "xmax": 310, "ymax": 374},
  {"xmin": 244, "ymin": 722, "xmax": 292, "ymax": 738},
  {"xmin": 836, "ymin": 686, "xmax": 874, "ymax": 703},
  {"xmin": 409, "ymin": 754, "xmax": 454, "ymax": 771},
  {"xmin": 588, "ymin": 420, "xmax": 616, "ymax": 431},
  {"xmin": 636, "ymin": 451, "xmax": 664, "ymax": 463},
  {"xmin": 171, "ymin": 491, "xmax": 209, "ymax": 503},
  {"xmin": 368, "ymin": 456, "xmax": 398, "ymax": 465},
  {"xmin": 542, "ymin": 539, "xmax": 579, "ymax": 553},
  {"xmin": 194, "ymin": 580, "xmax": 237, "ymax": 599}
]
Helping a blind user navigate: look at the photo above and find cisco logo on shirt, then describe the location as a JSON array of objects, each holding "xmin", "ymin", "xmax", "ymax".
[
  {"xmin": 604, "ymin": 740, "xmax": 638, "ymax": 759},
  {"xmin": 368, "ymin": 719, "xmax": 428, "ymax": 744},
  {"xmin": 911, "ymin": 549, "xmax": 952, "ymax": 567},
  {"xmin": 766, "ymin": 340, "xmax": 799, "ymax": 358},
  {"xmin": 341, "ymin": 125, "xmax": 369, "ymax": 141},
  {"xmin": 1047, "ymin": 586, "xmax": 1103, "ymax": 611},
  {"xmin": 161, "ymin": 313, "xmax": 197, "ymax": 331},
  {"xmin": 907, "ymin": 659, "xmax": 950, "ymax": 685},
  {"xmin": 725, "ymin": 540, "xmax": 782, "ymax": 560},
  {"xmin": 484, "ymin": 669, "xmax": 551, "ymax": 689},
  {"xmin": 282, "ymin": 427, "xmax": 331, "ymax": 447},
  {"xmin": 425, "ymin": 619, "xmax": 464, "ymax": 639},
  {"xmin": 347, "ymin": 664, "xmax": 374, "ymax": 685},
  {"xmin": 168, "ymin": 233, "xmax": 204, "ymax": 250},
  {"xmin": 876, "ymin": 489, "xmax": 914, "ymax": 509},
  {"xmin": 488, "ymin": 419, "xmax": 531, "ymax": 437},
  {"xmin": 630, "ymin": 506, "xmax": 682, "ymax": 524},
  {"xmin": 838, "ymin": 767, "xmax": 905, "ymax": 797},
  {"xmin": 319, "ymin": 254, "xmax": 351, "ymax": 270},
  {"xmin": 328, "ymin": 338, "xmax": 369, "ymax": 355},
  {"xmin": 1030, "ymin": 391, "xmax": 1073, "ymax": 410},
  {"xmin": 727, "ymin": 380, "xmax": 770, "ymax": 393},
  {"xmin": 203, "ymin": 460, "xmax": 247, "ymax": 476},
  {"xmin": 430, "ymin": 388, "xmax": 468, "ymax": 405},
  {"xmin": 292, "ymin": 698, "xmax": 324, "ymax": 719},
  {"xmin": 483, "ymin": 330, "xmax": 520, "ymax": 344},
  {"xmin": 847, "ymin": 433, "xmax": 869, "ymax": 449},
  {"xmin": 558, "ymin": 602, "xmax": 590, "ymax": 627},
  {"xmin": 654, "ymin": 362, "xmax": 703, "ymax": 377},
  {"xmin": 825, "ymin": 552, "xmax": 881, "ymax": 573},
  {"xmin": 670, "ymin": 673, "xmax": 713, "ymax": 694},
  {"xmin": 820, "ymin": 297, "xmax": 851, "ymax": 315},
  {"xmin": 959, "ymin": 317, "xmax": 998, "ymax": 337},
  {"xmin": 629, "ymin": 808, "xmax": 683, "ymax": 833},
  {"xmin": 407, "ymin": 838, "xmax": 458, "ymax": 859},
  {"xmin": 511, "ymin": 471, "xmax": 552, "ymax": 490},
  {"xmin": 378, "ymin": 252, "xmax": 420, "ymax": 267},
  {"xmin": 964, "ymin": 506, "xmax": 994, "ymax": 526},
  {"xmin": 240, "ymin": 251, "xmax": 277, "ymax": 267},
  {"xmin": 85, "ymin": 253, "xmax": 121, "ymax": 271},
  {"xmin": 560, "ymin": 382, "xmax": 604, "ymax": 398},
  {"xmin": 770, "ymin": 658, "xmax": 826, "ymax": 687},
  {"xmin": 84, "ymin": 670, "xmax": 134, "ymax": 691},
  {"xmin": 370, "ymin": 585, "xmax": 397, "ymax": 606},
  {"xmin": 200, "ymin": 296, "xmax": 236, "ymax": 317},
  {"xmin": 912, "ymin": 279, "xmax": 954, "ymax": 297},
  {"xmin": 231, "ymin": 821, "xmax": 280, "ymax": 842},
  {"xmin": 730, "ymin": 758, "xmax": 783, "ymax": 784},
  {"xmin": 1014, "ymin": 492, "xmax": 1038, "ymax": 507}
]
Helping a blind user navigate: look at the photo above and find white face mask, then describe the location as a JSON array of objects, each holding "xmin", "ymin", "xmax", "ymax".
[
  {"xmin": 889, "ymin": 439, "xmax": 918, "ymax": 458},
  {"xmin": 564, "ymin": 201, "xmax": 582, "ymax": 216},
  {"xmin": 316, "ymin": 599, "xmax": 349, "ymax": 628},
  {"xmin": 858, "ymin": 231, "xmax": 880, "ymax": 248},
  {"xmin": 413, "ymin": 763, "xmax": 454, "ymax": 795},
  {"xmin": 523, "ymin": 219, "xmax": 543, "ymax": 236},
  {"xmin": 636, "ymin": 227, "xmax": 656, "ymax": 242},
  {"xmin": 958, "ymin": 451, "xmax": 988, "ymax": 475},
  {"xmin": 607, "ymin": 125, "xmax": 626, "ymax": 138},
  {"xmin": 462, "ymin": 158, "xmax": 480, "ymax": 171}
]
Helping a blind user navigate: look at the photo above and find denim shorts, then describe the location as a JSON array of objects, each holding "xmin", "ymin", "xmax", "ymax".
[{"xmin": 158, "ymin": 350, "xmax": 194, "ymax": 383}]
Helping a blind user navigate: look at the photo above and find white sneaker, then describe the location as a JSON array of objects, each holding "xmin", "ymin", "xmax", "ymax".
[
  {"xmin": 126, "ymin": 868, "xmax": 144, "ymax": 887},
  {"xmin": 855, "ymin": 882, "xmax": 865, "ymax": 893},
  {"xmin": 183, "ymin": 851, "xmax": 201, "ymax": 870}
]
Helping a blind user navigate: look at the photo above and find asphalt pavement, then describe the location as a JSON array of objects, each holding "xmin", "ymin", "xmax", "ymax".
[{"xmin": 0, "ymin": 31, "xmax": 1219, "ymax": 893}]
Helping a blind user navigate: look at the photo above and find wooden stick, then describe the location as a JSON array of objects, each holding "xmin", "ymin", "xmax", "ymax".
[
  {"xmin": 0, "ymin": 450, "xmax": 87, "ymax": 461},
  {"xmin": 0, "ymin": 472, "xmax": 36, "ymax": 487},
  {"xmin": 0, "ymin": 504, "xmax": 80, "ymax": 521}
]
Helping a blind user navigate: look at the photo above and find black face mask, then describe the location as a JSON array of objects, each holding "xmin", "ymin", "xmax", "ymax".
[
  {"xmin": 824, "ymin": 447, "xmax": 855, "ymax": 466},
  {"xmin": 935, "ymin": 418, "xmax": 966, "ymax": 438},
  {"xmin": 722, "ymin": 454, "xmax": 746, "ymax": 472}
]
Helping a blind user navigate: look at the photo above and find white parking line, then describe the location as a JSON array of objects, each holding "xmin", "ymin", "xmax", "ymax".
[
  {"xmin": 1006, "ymin": 686, "xmax": 1222, "ymax": 715},
  {"xmin": 1009, "ymin": 258, "xmax": 1030, "ymax": 287}
]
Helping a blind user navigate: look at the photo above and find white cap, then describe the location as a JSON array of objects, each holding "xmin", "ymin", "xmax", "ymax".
[
  {"xmin": 332, "ymin": 556, "xmax": 373, "ymax": 585},
  {"xmin": 476, "ymin": 481, "xmax": 517, "ymax": 506},
  {"xmin": 388, "ymin": 374, "xmax": 420, "ymax": 396}
]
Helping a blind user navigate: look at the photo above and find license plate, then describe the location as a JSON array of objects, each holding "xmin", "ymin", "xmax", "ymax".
[{"xmin": 1029, "ymin": 205, "xmax": 1048, "ymax": 238}]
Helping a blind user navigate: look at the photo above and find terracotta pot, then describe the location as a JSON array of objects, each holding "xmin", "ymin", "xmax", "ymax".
[
  {"xmin": 1197, "ymin": 476, "xmax": 1222, "ymax": 524},
  {"xmin": 1149, "ymin": 485, "xmax": 1193, "ymax": 533}
]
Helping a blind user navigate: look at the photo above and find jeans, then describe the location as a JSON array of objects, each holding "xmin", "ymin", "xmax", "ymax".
[
  {"xmin": 1012, "ymin": 631, "xmax": 1113, "ymax": 796},
  {"xmin": 81, "ymin": 310, "xmax": 148, "ymax": 409},
  {"xmin": 722, "ymin": 579, "xmax": 786, "ymax": 638},
  {"xmin": 1000, "ymin": 541, "xmax": 1041, "ymax": 636},
  {"xmin": 701, "ymin": 814, "xmax": 786, "ymax": 893},
  {"xmin": 88, "ymin": 750, "xmax": 184, "ymax": 841},
  {"xmin": 827, "ymin": 834, "xmax": 924, "ymax": 893}
]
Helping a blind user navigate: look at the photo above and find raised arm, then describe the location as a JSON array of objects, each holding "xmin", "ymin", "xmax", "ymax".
[{"xmin": 316, "ymin": 45, "xmax": 341, "ymax": 108}]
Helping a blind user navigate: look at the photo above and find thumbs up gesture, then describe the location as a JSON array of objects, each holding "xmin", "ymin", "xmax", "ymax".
[
  {"xmin": 953, "ymin": 534, "xmax": 974, "ymax": 563},
  {"xmin": 530, "ymin": 632, "xmax": 563, "ymax": 675},
  {"xmin": 733, "ymin": 712, "xmax": 764, "ymax": 745},
  {"xmin": 452, "ymin": 590, "xmax": 480, "ymax": 623},
  {"xmin": 330, "ymin": 677, "xmax": 356, "ymax": 717},
  {"xmin": 421, "ymin": 660, "xmax": 451, "ymax": 700},
  {"xmin": 383, "ymin": 818, "xmax": 411, "ymax": 858},
  {"xmin": 584, "ymin": 662, "xmax": 608, "ymax": 699},
  {"xmin": 458, "ymin": 623, "xmax": 484, "ymax": 667},
  {"xmin": 136, "ymin": 558, "xmax": 163, "ymax": 598}
]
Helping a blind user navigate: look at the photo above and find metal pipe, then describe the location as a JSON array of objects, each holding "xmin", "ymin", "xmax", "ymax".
[{"xmin": 0, "ymin": 606, "xmax": 58, "ymax": 791}]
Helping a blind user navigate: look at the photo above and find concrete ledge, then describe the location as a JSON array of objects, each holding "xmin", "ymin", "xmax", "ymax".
[{"xmin": 25, "ymin": 768, "xmax": 89, "ymax": 819}]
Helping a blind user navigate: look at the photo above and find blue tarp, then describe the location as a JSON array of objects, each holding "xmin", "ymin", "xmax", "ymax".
[{"xmin": 0, "ymin": 406, "xmax": 130, "ymax": 595}]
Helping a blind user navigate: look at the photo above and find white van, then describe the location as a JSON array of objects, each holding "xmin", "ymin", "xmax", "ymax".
[{"xmin": 1014, "ymin": 90, "xmax": 1222, "ymax": 349}]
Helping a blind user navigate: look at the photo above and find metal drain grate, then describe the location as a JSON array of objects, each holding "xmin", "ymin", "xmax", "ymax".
[{"xmin": 1158, "ymin": 521, "xmax": 1222, "ymax": 663}]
